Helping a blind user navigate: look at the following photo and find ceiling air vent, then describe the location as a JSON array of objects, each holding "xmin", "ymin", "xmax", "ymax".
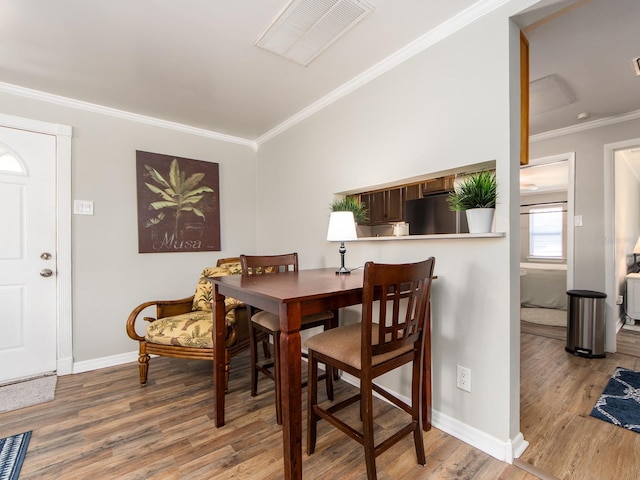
[
  {"xmin": 255, "ymin": 0, "xmax": 374, "ymax": 66},
  {"xmin": 529, "ymin": 74, "xmax": 576, "ymax": 115},
  {"xmin": 632, "ymin": 57, "xmax": 640, "ymax": 76}
]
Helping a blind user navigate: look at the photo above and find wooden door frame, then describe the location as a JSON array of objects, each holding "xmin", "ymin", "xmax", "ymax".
[
  {"xmin": 0, "ymin": 113, "xmax": 73, "ymax": 375},
  {"xmin": 520, "ymin": 31, "xmax": 529, "ymax": 166}
]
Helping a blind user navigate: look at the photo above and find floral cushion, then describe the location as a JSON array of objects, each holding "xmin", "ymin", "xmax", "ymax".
[
  {"xmin": 192, "ymin": 263, "xmax": 243, "ymax": 312},
  {"xmin": 145, "ymin": 311, "xmax": 217, "ymax": 348},
  {"xmin": 144, "ymin": 261, "xmax": 245, "ymax": 349}
]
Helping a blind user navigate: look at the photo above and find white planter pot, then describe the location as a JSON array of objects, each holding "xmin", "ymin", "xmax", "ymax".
[{"xmin": 465, "ymin": 208, "xmax": 495, "ymax": 233}]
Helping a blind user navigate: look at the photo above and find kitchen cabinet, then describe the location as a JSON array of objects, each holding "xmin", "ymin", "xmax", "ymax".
[
  {"xmin": 361, "ymin": 187, "xmax": 403, "ymax": 225},
  {"xmin": 403, "ymin": 184, "xmax": 421, "ymax": 202},
  {"xmin": 422, "ymin": 177, "xmax": 447, "ymax": 195},
  {"xmin": 421, "ymin": 175, "xmax": 455, "ymax": 196},
  {"xmin": 357, "ymin": 176, "xmax": 455, "ymax": 226}
]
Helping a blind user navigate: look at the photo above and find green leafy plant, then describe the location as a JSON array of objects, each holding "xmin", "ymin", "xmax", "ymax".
[
  {"xmin": 145, "ymin": 159, "xmax": 214, "ymax": 238},
  {"xmin": 330, "ymin": 196, "xmax": 368, "ymax": 223},
  {"xmin": 447, "ymin": 170, "xmax": 497, "ymax": 211}
]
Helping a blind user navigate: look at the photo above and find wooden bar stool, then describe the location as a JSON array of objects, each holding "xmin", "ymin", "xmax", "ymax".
[
  {"xmin": 305, "ymin": 258, "xmax": 435, "ymax": 480},
  {"xmin": 240, "ymin": 253, "xmax": 336, "ymax": 424}
]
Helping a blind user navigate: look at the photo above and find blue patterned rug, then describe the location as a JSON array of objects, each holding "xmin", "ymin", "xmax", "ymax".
[
  {"xmin": 0, "ymin": 431, "xmax": 31, "ymax": 480},
  {"xmin": 590, "ymin": 367, "xmax": 640, "ymax": 433}
]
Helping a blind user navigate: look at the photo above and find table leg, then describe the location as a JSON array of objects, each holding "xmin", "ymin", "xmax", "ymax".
[
  {"xmin": 422, "ymin": 300, "xmax": 432, "ymax": 431},
  {"xmin": 279, "ymin": 302, "xmax": 303, "ymax": 480},
  {"xmin": 213, "ymin": 285, "xmax": 227, "ymax": 427}
]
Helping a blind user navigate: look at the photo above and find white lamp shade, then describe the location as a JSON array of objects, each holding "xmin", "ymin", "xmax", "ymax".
[
  {"xmin": 327, "ymin": 212, "xmax": 357, "ymax": 241},
  {"xmin": 634, "ymin": 236, "xmax": 640, "ymax": 254}
]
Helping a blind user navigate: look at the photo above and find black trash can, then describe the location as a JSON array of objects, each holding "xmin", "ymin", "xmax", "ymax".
[{"xmin": 565, "ymin": 289, "xmax": 606, "ymax": 358}]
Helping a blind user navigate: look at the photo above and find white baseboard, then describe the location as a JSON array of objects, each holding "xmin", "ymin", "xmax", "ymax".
[
  {"xmin": 338, "ymin": 371, "xmax": 526, "ymax": 463},
  {"xmin": 508, "ymin": 432, "xmax": 530, "ymax": 461},
  {"xmin": 57, "ymin": 356, "xmax": 74, "ymax": 375},
  {"xmin": 72, "ymin": 350, "xmax": 140, "ymax": 374},
  {"xmin": 433, "ymin": 409, "xmax": 529, "ymax": 462}
]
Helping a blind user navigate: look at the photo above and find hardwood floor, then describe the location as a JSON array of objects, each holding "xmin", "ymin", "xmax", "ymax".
[
  {"xmin": 617, "ymin": 328, "xmax": 640, "ymax": 358},
  {"xmin": 1, "ymin": 351, "xmax": 534, "ymax": 480},
  {"xmin": 519, "ymin": 332, "xmax": 640, "ymax": 480},
  {"xmin": 520, "ymin": 321, "xmax": 566, "ymax": 342},
  {"xmin": 3, "ymin": 331, "xmax": 640, "ymax": 479},
  {"xmin": 520, "ymin": 318, "xmax": 640, "ymax": 358}
]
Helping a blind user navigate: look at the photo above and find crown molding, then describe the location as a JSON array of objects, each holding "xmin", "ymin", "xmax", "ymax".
[
  {"xmin": 0, "ymin": 82, "xmax": 258, "ymax": 151},
  {"xmin": 530, "ymin": 109, "xmax": 640, "ymax": 142},
  {"xmin": 255, "ymin": 0, "xmax": 512, "ymax": 145}
]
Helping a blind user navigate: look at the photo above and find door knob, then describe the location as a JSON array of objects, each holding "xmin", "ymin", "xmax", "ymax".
[
  {"xmin": 41, "ymin": 252, "xmax": 52, "ymax": 260},
  {"xmin": 40, "ymin": 268, "xmax": 53, "ymax": 277}
]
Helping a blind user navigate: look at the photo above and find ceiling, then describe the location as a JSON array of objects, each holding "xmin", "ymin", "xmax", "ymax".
[
  {"xmin": 0, "ymin": 0, "xmax": 479, "ymax": 143},
  {"xmin": 515, "ymin": 0, "xmax": 640, "ymax": 137},
  {"xmin": 1, "ymin": 0, "xmax": 638, "ymax": 149}
]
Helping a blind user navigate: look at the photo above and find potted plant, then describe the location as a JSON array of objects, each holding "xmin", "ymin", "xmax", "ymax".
[
  {"xmin": 447, "ymin": 170, "xmax": 497, "ymax": 233},
  {"xmin": 330, "ymin": 196, "xmax": 368, "ymax": 224}
]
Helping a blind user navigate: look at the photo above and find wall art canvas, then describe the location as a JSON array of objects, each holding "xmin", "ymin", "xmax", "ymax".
[{"xmin": 136, "ymin": 150, "xmax": 220, "ymax": 253}]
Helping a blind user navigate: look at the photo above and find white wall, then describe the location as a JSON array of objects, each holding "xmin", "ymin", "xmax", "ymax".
[
  {"xmin": 256, "ymin": 1, "xmax": 533, "ymax": 461},
  {"xmin": 0, "ymin": 91, "xmax": 257, "ymax": 362}
]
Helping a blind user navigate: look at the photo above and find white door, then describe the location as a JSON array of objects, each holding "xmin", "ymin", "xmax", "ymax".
[{"xmin": 0, "ymin": 126, "xmax": 57, "ymax": 383}]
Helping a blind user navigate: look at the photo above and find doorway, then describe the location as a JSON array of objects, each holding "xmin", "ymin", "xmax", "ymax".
[
  {"xmin": 0, "ymin": 113, "xmax": 73, "ymax": 380},
  {"xmin": 520, "ymin": 154, "xmax": 575, "ymax": 275},
  {"xmin": 519, "ymin": 154, "xmax": 574, "ymax": 342},
  {"xmin": 604, "ymin": 139, "xmax": 640, "ymax": 354}
]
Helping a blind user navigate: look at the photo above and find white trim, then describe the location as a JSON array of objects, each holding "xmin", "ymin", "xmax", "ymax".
[
  {"xmin": 530, "ymin": 109, "xmax": 640, "ymax": 143},
  {"xmin": 56, "ymin": 128, "xmax": 73, "ymax": 375},
  {"xmin": 432, "ymin": 409, "xmax": 528, "ymax": 463},
  {"xmin": 0, "ymin": 113, "xmax": 74, "ymax": 375},
  {"xmin": 604, "ymin": 138, "xmax": 640, "ymax": 353},
  {"xmin": 507, "ymin": 432, "xmax": 530, "ymax": 462},
  {"xmin": 0, "ymin": 82, "xmax": 258, "ymax": 152},
  {"xmin": 255, "ymin": 0, "xmax": 513, "ymax": 145},
  {"xmin": 73, "ymin": 351, "xmax": 140, "ymax": 374}
]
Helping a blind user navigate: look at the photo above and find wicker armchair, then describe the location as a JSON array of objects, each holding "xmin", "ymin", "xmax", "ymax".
[{"xmin": 126, "ymin": 257, "xmax": 250, "ymax": 390}]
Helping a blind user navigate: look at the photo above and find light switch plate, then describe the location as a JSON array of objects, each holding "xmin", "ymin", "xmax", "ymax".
[
  {"xmin": 574, "ymin": 215, "xmax": 583, "ymax": 227},
  {"xmin": 74, "ymin": 200, "xmax": 94, "ymax": 215}
]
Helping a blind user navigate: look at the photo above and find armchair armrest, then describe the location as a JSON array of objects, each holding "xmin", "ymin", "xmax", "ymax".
[{"xmin": 126, "ymin": 296, "xmax": 194, "ymax": 342}]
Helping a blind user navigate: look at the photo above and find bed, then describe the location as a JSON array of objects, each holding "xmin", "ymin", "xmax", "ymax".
[{"xmin": 520, "ymin": 266, "xmax": 567, "ymax": 327}]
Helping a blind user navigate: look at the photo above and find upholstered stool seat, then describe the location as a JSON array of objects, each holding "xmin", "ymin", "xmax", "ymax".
[
  {"xmin": 250, "ymin": 310, "xmax": 334, "ymax": 332},
  {"xmin": 304, "ymin": 323, "xmax": 414, "ymax": 370}
]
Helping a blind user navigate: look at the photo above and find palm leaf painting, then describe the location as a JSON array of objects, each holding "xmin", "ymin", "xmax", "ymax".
[
  {"xmin": 144, "ymin": 158, "xmax": 214, "ymax": 239},
  {"xmin": 136, "ymin": 151, "xmax": 220, "ymax": 253}
]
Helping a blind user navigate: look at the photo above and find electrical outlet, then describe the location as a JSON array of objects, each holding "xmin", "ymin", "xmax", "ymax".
[
  {"xmin": 457, "ymin": 365, "xmax": 471, "ymax": 393},
  {"xmin": 616, "ymin": 295, "xmax": 624, "ymax": 305}
]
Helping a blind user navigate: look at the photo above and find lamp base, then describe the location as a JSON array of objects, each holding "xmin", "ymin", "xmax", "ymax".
[{"xmin": 336, "ymin": 241, "xmax": 351, "ymax": 274}]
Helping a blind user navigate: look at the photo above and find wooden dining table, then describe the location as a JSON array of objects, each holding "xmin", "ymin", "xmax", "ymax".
[{"xmin": 209, "ymin": 268, "xmax": 432, "ymax": 480}]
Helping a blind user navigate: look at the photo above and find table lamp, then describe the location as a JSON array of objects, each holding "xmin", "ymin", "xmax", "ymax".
[
  {"xmin": 634, "ymin": 236, "xmax": 640, "ymax": 268},
  {"xmin": 327, "ymin": 211, "xmax": 357, "ymax": 274}
]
